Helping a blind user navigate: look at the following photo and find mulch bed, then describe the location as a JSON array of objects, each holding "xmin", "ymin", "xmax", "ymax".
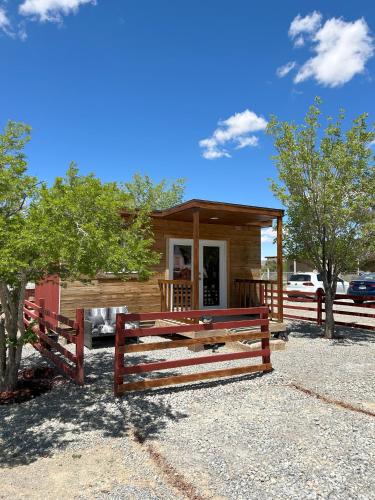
[{"xmin": 0, "ymin": 366, "xmax": 67, "ymax": 405}]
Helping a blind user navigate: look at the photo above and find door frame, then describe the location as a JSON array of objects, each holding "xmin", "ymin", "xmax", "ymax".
[{"xmin": 168, "ymin": 238, "xmax": 227, "ymax": 309}]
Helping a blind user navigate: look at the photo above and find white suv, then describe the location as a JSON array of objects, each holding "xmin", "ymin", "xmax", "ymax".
[{"xmin": 286, "ymin": 272, "xmax": 349, "ymax": 298}]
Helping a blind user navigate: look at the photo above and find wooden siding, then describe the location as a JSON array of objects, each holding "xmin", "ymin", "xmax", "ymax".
[{"xmin": 60, "ymin": 219, "xmax": 261, "ymax": 319}]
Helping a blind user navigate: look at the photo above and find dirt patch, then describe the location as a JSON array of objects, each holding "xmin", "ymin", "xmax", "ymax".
[
  {"xmin": 289, "ymin": 382, "xmax": 375, "ymax": 418},
  {"xmin": 0, "ymin": 442, "xmax": 137, "ymax": 499},
  {"xmin": 0, "ymin": 367, "xmax": 67, "ymax": 405}
]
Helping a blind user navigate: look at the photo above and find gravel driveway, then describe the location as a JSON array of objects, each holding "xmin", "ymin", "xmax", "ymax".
[{"xmin": 1, "ymin": 321, "xmax": 375, "ymax": 499}]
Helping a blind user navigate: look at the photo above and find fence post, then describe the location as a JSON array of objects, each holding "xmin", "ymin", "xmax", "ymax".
[
  {"xmin": 114, "ymin": 313, "xmax": 126, "ymax": 397},
  {"xmin": 75, "ymin": 308, "xmax": 85, "ymax": 385},
  {"xmin": 38, "ymin": 298, "xmax": 45, "ymax": 333},
  {"xmin": 259, "ymin": 283, "xmax": 265, "ymax": 305},
  {"xmin": 317, "ymin": 289, "xmax": 323, "ymax": 326},
  {"xmin": 260, "ymin": 308, "xmax": 271, "ymax": 371},
  {"xmin": 38, "ymin": 298, "xmax": 47, "ymax": 349}
]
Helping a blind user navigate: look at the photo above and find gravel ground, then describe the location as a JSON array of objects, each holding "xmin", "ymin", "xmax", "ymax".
[{"xmin": 1, "ymin": 320, "xmax": 375, "ymax": 499}]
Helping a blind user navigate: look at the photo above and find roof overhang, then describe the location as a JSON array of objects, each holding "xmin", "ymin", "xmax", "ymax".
[{"xmin": 150, "ymin": 199, "xmax": 284, "ymax": 227}]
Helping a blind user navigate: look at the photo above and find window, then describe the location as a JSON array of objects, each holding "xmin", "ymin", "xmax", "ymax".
[{"xmin": 289, "ymin": 274, "xmax": 311, "ymax": 282}]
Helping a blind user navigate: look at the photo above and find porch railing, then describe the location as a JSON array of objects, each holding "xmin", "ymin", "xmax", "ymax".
[
  {"xmin": 158, "ymin": 279, "xmax": 193, "ymax": 312},
  {"xmin": 234, "ymin": 279, "xmax": 282, "ymax": 322}
]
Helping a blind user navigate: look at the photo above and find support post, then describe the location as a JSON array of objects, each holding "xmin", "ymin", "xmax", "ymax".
[
  {"xmin": 38, "ymin": 298, "xmax": 47, "ymax": 349},
  {"xmin": 276, "ymin": 216, "xmax": 284, "ymax": 322},
  {"xmin": 75, "ymin": 308, "xmax": 85, "ymax": 385},
  {"xmin": 114, "ymin": 313, "xmax": 126, "ymax": 397},
  {"xmin": 193, "ymin": 209, "xmax": 200, "ymax": 310},
  {"xmin": 317, "ymin": 288, "xmax": 323, "ymax": 326}
]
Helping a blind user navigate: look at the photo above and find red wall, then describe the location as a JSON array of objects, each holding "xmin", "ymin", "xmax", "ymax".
[{"xmin": 35, "ymin": 275, "xmax": 60, "ymax": 315}]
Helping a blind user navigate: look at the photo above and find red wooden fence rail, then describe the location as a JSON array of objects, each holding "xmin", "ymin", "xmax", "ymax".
[
  {"xmin": 114, "ymin": 306, "xmax": 271, "ymax": 395},
  {"xmin": 23, "ymin": 298, "xmax": 84, "ymax": 385},
  {"xmin": 265, "ymin": 289, "xmax": 375, "ymax": 331}
]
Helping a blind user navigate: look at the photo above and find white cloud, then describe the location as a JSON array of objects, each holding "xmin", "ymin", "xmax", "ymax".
[
  {"xmin": 235, "ymin": 135, "xmax": 259, "ymax": 149},
  {"xmin": 261, "ymin": 227, "xmax": 276, "ymax": 244},
  {"xmin": 293, "ymin": 35, "xmax": 305, "ymax": 48},
  {"xmin": 276, "ymin": 61, "xmax": 296, "ymax": 78},
  {"xmin": 0, "ymin": 6, "xmax": 11, "ymax": 34},
  {"xmin": 289, "ymin": 11, "xmax": 322, "ymax": 46},
  {"xmin": 294, "ymin": 17, "xmax": 374, "ymax": 87},
  {"xmin": 199, "ymin": 109, "xmax": 267, "ymax": 160},
  {"xmin": 369, "ymin": 139, "xmax": 375, "ymax": 147},
  {"xmin": 19, "ymin": 0, "xmax": 96, "ymax": 22}
]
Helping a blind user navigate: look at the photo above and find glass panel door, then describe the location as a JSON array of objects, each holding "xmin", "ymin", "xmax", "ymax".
[
  {"xmin": 199, "ymin": 240, "xmax": 227, "ymax": 309},
  {"xmin": 202, "ymin": 246, "xmax": 220, "ymax": 307},
  {"xmin": 172, "ymin": 244, "xmax": 192, "ymax": 280}
]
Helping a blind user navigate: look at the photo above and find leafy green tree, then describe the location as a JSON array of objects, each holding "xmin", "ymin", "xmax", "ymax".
[
  {"xmin": 0, "ymin": 122, "xmax": 161, "ymax": 391},
  {"xmin": 267, "ymin": 99, "xmax": 375, "ymax": 338},
  {"xmin": 125, "ymin": 173, "xmax": 185, "ymax": 210}
]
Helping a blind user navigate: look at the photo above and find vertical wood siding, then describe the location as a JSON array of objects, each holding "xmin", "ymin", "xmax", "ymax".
[{"xmin": 60, "ymin": 219, "xmax": 261, "ymax": 318}]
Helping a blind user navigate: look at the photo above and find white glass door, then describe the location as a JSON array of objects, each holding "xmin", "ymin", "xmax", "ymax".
[
  {"xmin": 199, "ymin": 240, "xmax": 227, "ymax": 309},
  {"xmin": 168, "ymin": 238, "xmax": 227, "ymax": 309}
]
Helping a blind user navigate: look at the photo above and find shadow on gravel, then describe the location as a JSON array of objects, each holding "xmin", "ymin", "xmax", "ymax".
[
  {"xmin": 0, "ymin": 349, "xmax": 188, "ymax": 468},
  {"xmin": 288, "ymin": 320, "xmax": 375, "ymax": 344}
]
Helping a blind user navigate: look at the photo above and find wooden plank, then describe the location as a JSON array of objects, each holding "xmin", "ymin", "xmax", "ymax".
[
  {"xmin": 332, "ymin": 300, "xmax": 375, "ymax": 308},
  {"xmin": 121, "ymin": 306, "xmax": 268, "ymax": 322},
  {"xmin": 120, "ymin": 331, "xmax": 269, "ymax": 353},
  {"xmin": 32, "ymin": 342, "xmax": 76, "ymax": 380},
  {"xmin": 329, "ymin": 309, "xmax": 375, "ymax": 319},
  {"xmin": 75, "ymin": 308, "xmax": 85, "ymax": 385},
  {"xmin": 276, "ymin": 216, "xmax": 283, "ymax": 322},
  {"xmin": 120, "ymin": 349, "xmax": 270, "ymax": 374},
  {"xmin": 23, "ymin": 307, "xmax": 39, "ymax": 320},
  {"xmin": 193, "ymin": 208, "xmax": 199, "ymax": 310},
  {"xmin": 24, "ymin": 299, "xmax": 41, "ymax": 310},
  {"xmin": 114, "ymin": 313, "xmax": 126, "ymax": 396},
  {"xmin": 120, "ymin": 318, "xmax": 269, "ymax": 338},
  {"xmin": 116, "ymin": 362, "xmax": 272, "ymax": 393},
  {"xmin": 37, "ymin": 330, "xmax": 77, "ymax": 363},
  {"xmin": 283, "ymin": 304, "xmax": 318, "ymax": 311},
  {"xmin": 42, "ymin": 307, "xmax": 75, "ymax": 328}
]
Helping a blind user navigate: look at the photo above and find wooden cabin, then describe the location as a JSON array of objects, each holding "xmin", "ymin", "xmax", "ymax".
[{"xmin": 35, "ymin": 199, "xmax": 285, "ymax": 329}]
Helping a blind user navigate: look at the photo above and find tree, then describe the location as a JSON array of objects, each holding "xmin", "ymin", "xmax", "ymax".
[
  {"xmin": 125, "ymin": 173, "xmax": 185, "ymax": 210},
  {"xmin": 267, "ymin": 99, "xmax": 375, "ymax": 338},
  {"xmin": 0, "ymin": 122, "xmax": 161, "ymax": 391}
]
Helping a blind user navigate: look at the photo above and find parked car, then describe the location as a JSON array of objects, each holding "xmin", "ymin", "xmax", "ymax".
[
  {"xmin": 347, "ymin": 273, "xmax": 375, "ymax": 303},
  {"xmin": 286, "ymin": 272, "xmax": 349, "ymax": 299}
]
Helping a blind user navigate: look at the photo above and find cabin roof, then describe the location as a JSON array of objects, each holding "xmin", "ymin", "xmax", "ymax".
[{"xmin": 151, "ymin": 199, "xmax": 284, "ymax": 227}]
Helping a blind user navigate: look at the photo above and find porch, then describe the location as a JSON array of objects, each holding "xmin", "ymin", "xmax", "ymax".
[{"xmin": 154, "ymin": 199, "xmax": 284, "ymax": 326}]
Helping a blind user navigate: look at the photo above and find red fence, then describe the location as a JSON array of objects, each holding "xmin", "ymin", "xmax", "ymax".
[
  {"xmin": 23, "ymin": 298, "xmax": 84, "ymax": 385},
  {"xmin": 266, "ymin": 289, "xmax": 375, "ymax": 331},
  {"xmin": 114, "ymin": 307, "xmax": 271, "ymax": 395}
]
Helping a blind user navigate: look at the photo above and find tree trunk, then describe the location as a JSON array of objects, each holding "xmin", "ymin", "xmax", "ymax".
[
  {"xmin": 323, "ymin": 287, "xmax": 335, "ymax": 339},
  {"xmin": 0, "ymin": 278, "xmax": 27, "ymax": 392}
]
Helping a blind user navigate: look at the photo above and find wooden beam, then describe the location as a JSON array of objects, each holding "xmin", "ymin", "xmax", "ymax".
[
  {"xmin": 193, "ymin": 208, "xmax": 200, "ymax": 309},
  {"xmin": 276, "ymin": 216, "xmax": 283, "ymax": 322}
]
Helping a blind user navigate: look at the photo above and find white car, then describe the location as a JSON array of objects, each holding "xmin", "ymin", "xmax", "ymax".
[{"xmin": 286, "ymin": 272, "xmax": 349, "ymax": 299}]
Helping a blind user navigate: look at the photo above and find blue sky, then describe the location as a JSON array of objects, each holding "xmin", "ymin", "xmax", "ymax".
[{"xmin": 1, "ymin": 0, "xmax": 374, "ymax": 257}]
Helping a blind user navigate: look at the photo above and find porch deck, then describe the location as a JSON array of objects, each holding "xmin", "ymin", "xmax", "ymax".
[{"xmin": 158, "ymin": 278, "xmax": 285, "ymax": 335}]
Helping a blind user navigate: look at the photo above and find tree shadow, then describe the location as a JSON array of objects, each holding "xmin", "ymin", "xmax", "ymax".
[
  {"xmin": 0, "ymin": 349, "xmax": 188, "ymax": 468},
  {"xmin": 287, "ymin": 320, "xmax": 375, "ymax": 344}
]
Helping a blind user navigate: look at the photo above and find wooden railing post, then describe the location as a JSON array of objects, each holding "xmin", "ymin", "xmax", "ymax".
[
  {"xmin": 38, "ymin": 298, "xmax": 47, "ymax": 349},
  {"xmin": 114, "ymin": 313, "xmax": 126, "ymax": 397},
  {"xmin": 276, "ymin": 216, "xmax": 284, "ymax": 322},
  {"xmin": 38, "ymin": 298, "xmax": 46, "ymax": 333},
  {"xmin": 317, "ymin": 289, "xmax": 323, "ymax": 326},
  {"xmin": 260, "ymin": 309, "xmax": 271, "ymax": 370},
  {"xmin": 75, "ymin": 308, "xmax": 85, "ymax": 385}
]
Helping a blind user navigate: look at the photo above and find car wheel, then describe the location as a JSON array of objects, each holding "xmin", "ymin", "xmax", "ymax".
[{"xmin": 353, "ymin": 299, "xmax": 364, "ymax": 304}]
